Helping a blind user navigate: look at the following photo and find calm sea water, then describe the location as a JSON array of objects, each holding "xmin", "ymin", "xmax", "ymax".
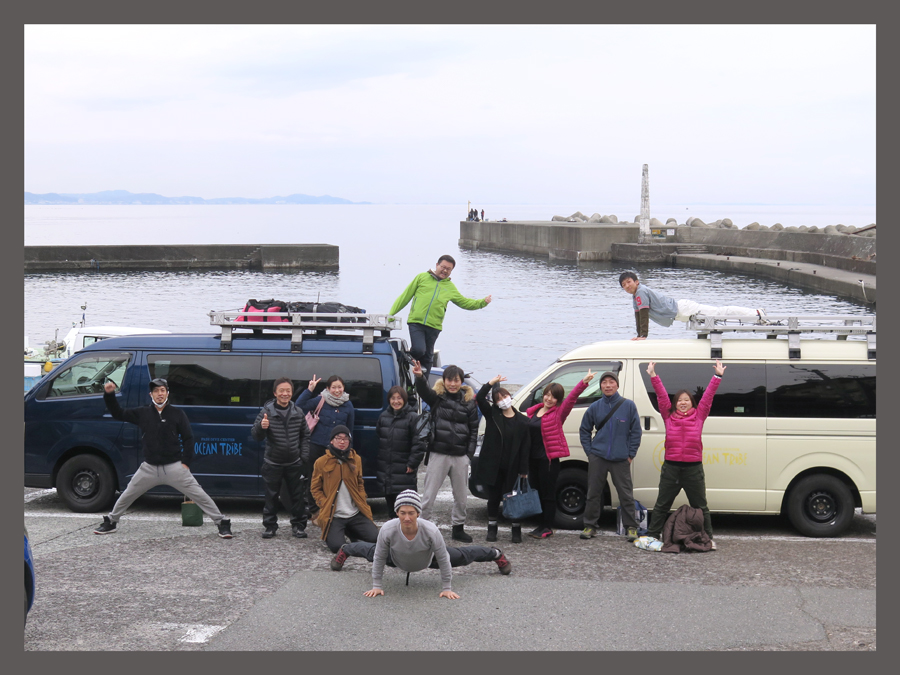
[{"xmin": 24, "ymin": 204, "xmax": 875, "ymax": 384}]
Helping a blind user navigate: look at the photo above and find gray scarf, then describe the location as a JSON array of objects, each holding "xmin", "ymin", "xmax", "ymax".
[{"xmin": 323, "ymin": 391, "xmax": 350, "ymax": 408}]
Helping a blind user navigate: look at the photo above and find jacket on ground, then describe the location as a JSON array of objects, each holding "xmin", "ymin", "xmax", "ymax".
[
  {"xmin": 661, "ymin": 504, "xmax": 712, "ymax": 553},
  {"xmin": 389, "ymin": 271, "xmax": 488, "ymax": 331},
  {"xmin": 310, "ymin": 448, "xmax": 374, "ymax": 542},
  {"xmin": 579, "ymin": 391, "xmax": 642, "ymax": 462},
  {"xmin": 652, "ymin": 374, "xmax": 720, "ymax": 463},
  {"xmin": 525, "ymin": 379, "xmax": 588, "ymax": 460},
  {"xmin": 414, "ymin": 376, "xmax": 479, "ymax": 458},
  {"xmin": 251, "ymin": 399, "xmax": 311, "ymax": 465},
  {"xmin": 375, "ymin": 404, "xmax": 426, "ymax": 495}
]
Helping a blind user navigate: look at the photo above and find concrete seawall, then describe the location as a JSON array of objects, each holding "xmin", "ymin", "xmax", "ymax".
[
  {"xmin": 459, "ymin": 220, "xmax": 876, "ymax": 304},
  {"xmin": 24, "ymin": 244, "xmax": 339, "ymax": 272}
]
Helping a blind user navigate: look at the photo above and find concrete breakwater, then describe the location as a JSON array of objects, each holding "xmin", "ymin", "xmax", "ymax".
[
  {"xmin": 459, "ymin": 221, "xmax": 876, "ymax": 304},
  {"xmin": 24, "ymin": 244, "xmax": 339, "ymax": 272}
]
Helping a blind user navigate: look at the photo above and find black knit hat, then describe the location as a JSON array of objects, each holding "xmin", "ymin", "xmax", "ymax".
[
  {"xmin": 330, "ymin": 425, "xmax": 352, "ymax": 441},
  {"xmin": 599, "ymin": 371, "xmax": 619, "ymax": 386}
]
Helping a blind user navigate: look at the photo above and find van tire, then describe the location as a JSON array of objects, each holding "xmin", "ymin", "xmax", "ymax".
[
  {"xmin": 786, "ymin": 474, "xmax": 854, "ymax": 537},
  {"xmin": 57, "ymin": 455, "xmax": 117, "ymax": 513},
  {"xmin": 554, "ymin": 467, "xmax": 590, "ymax": 530}
]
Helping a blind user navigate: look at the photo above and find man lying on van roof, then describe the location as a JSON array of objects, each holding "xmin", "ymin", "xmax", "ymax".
[{"xmin": 618, "ymin": 271, "xmax": 768, "ymax": 339}]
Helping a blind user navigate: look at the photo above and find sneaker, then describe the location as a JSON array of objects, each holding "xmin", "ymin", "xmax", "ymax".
[
  {"xmin": 217, "ymin": 519, "xmax": 233, "ymax": 539},
  {"xmin": 93, "ymin": 516, "xmax": 117, "ymax": 535},
  {"xmin": 528, "ymin": 527, "xmax": 553, "ymax": 539},
  {"xmin": 331, "ymin": 545, "xmax": 349, "ymax": 571},
  {"xmin": 626, "ymin": 527, "xmax": 639, "ymax": 542},
  {"xmin": 291, "ymin": 525, "xmax": 308, "ymax": 539},
  {"xmin": 493, "ymin": 549, "xmax": 512, "ymax": 575},
  {"xmin": 580, "ymin": 527, "xmax": 596, "ymax": 540},
  {"xmin": 710, "ymin": 539, "xmax": 717, "ymax": 551},
  {"xmin": 261, "ymin": 527, "xmax": 277, "ymax": 539}
]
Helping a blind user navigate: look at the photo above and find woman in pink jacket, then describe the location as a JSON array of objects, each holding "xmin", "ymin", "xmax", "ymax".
[
  {"xmin": 525, "ymin": 370, "xmax": 594, "ymax": 539},
  {"xmin": 644, "ymin": 359, "xmax": 725, "ymax": 548}
]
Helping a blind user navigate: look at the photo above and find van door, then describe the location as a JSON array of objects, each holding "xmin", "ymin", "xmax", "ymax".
[
  {"xmin": 632, "ymin": 361, "xmax": 768, "ymax": 512},
  {"xmin": 147, "ymin": 353, "xmax": 263, "ymax": 496}
]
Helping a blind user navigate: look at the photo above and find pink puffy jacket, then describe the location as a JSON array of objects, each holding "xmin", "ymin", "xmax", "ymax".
[
  {"xmin": 652, "ymin": 374, "xmax": 720, "ymax": 462},
  {"xmin": 526, "ymin": 379, "xmax": 588, "ymax": 460}
]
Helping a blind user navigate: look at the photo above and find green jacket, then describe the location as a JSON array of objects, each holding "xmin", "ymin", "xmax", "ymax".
[{"xmin": 389, "ymin": 271, "xmax": 487, "ymax": 331}]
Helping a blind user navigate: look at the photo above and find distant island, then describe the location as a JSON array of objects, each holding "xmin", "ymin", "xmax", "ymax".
[{"xmin": 24, "ymin": 189, "xmax": 369, "ymax": 205}]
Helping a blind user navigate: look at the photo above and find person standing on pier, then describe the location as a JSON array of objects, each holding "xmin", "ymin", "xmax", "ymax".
[
  {"xmin": 389, "ymin": 254, "xmax": 491, "ymax": 377},
  {"xmin": 618, "ymin": 271, "xmax": 767, "ymax": 339}
]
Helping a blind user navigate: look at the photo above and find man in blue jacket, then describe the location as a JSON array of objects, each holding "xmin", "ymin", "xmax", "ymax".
[{"xmin": 578, "ymin": 371, "xmax": 642, "ymax": 542}]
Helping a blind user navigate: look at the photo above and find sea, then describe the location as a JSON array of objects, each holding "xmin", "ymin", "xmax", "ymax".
[{"xmin": 24, "ymin": 203, "xmax": 876, "ymax": 384}]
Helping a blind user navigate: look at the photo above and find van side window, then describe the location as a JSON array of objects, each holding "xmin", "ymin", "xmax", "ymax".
[
  {"xmin": 149, "ymin": 355, "xmax": 261, "ymax": 407},
  {"xmin": 767, "ymin": 364, "xmax": 875, "ymax": 418},
  {"xmin": 262, "ymin": 356, "xmax": 384, "ymax": 409},
  {"xmin": 639, "ymin": 363, "xmax": 766, "ymax": 417},
  {"xmin": 522, "ymin": 362, "xmax": 622, "ymax": 409},
  {"xmin": 43, "ymin": 352, "xmax": 133, "ymax": 399}
]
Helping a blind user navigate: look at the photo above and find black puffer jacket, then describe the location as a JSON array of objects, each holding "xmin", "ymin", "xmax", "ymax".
[
  {"xmin": 415, "ymin": 375, "xmax": 479, "ymax": 457},
  {"xmin": 251, "ymin": 399, "xmax": 311, "ymax": 465},
  {"xmin": 375, "ymin": 404, "xmax": 426, "ymax": 495}
]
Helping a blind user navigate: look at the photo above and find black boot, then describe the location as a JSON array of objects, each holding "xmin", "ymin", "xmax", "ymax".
[
  {"xmin": 511, "ymin": 524, "xmax": 522, "ymax": 543},
  {"xmin": 486, "ymin": 522, "xmax": 498, "ymax": 542},
  {"xmin": 452, "ymin": 524, "xmax": 473, "ymax": 543}
]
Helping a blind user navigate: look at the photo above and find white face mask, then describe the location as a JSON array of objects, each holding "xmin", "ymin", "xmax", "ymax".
[
  {"xmin": 151, "ymin": 393, "xmax": 169, "ymax": 409},
  {"xmin": 497, "ymin": 396, "xmax": 513, "ymax": 410}
]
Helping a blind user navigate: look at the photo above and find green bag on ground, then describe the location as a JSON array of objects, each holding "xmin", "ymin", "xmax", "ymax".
[{"xmin": 181, "ymin": 498, "xmax": 203, "ymax": 526}]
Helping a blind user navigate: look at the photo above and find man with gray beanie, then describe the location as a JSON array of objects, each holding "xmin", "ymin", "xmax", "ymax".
[
  {"xmin": 578, "ymin": 371, "xmax": 642, "ymax": 541},
  {"xmin": 330, "ymin": 489, "xmax": 511, "ymax": 599}
]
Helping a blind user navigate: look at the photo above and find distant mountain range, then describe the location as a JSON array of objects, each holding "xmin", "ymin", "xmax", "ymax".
[{"xmin": 24, "ymin": 190, "xmax": 369, "ymax": 205}]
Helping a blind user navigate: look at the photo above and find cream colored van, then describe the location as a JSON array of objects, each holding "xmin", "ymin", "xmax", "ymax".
[{"xmin": 472, "ymin": 333, "xmax": 875, "ymax": 537}]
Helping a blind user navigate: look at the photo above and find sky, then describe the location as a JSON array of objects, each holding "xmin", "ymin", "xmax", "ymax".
[{"xmin": 24, "ymin": 25, "xmax": 876, "ymax": 206}]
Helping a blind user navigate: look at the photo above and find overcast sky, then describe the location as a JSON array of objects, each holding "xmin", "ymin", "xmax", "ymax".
[{"xmin": 24, "ymin": 25, "xmax": 875, "ymax": 205}]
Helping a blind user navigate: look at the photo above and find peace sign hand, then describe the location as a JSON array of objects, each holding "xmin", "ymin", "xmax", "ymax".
[
  {"xmin": 582, "ymin": 369, "xmax": 595, "ymax": 384},
  {"xmin": 308, "ymin": 375, "xmax": 321, "ymax": 392}
]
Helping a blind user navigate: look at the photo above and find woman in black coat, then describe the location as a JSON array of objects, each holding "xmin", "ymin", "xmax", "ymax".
[
  {"xmin": 375, "ymin": 386, "xmax": 426, "ymax": 517},
  {"xmin": 474, "ymin": 375, "xmax": 531, "ymax": 543}
]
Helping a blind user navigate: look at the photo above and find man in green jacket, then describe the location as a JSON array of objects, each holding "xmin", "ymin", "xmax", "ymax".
[{"xmin": 389, "ymin": 255, "xmax": 491, "ymax": 376}]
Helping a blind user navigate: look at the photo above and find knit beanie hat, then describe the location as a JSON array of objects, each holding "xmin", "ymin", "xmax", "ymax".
[
  {"xmin": 394, "ymin": 489, "xmax": 423, "ymax": 514},
  {"xmin": 330, "ymin": 425, "xmax": 352, "ymax": 441},
  {"xmin": 599, "ymin": 371, "xmax": 619, "ymax": 386}
]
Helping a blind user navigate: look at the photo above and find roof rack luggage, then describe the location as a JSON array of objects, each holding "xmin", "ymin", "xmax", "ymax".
[
  {"xmin": 686, "ymin": 314, "xmax": 876, "ymax": 361},
  {"xmin": 208, "ymin": 310, "xmax": 402, "ymax": 354}
]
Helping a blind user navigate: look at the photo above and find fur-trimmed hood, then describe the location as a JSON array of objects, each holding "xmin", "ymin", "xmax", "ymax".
[{"xmin": 432, "ymin": 379, "xmax": 474, "ymax": 402}]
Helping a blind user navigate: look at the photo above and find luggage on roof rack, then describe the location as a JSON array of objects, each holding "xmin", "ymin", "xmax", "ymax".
[{"xmin": 208, "ymin": 309, "xmax": 402, "ymax": 354}]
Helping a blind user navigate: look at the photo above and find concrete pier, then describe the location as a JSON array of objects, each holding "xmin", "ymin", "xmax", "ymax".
[
  {"xmin": 459, "ymin": 221, "xmax": 875, "ymax": 303},
  {"xmin": 24, "ymin": 244, "xmax": 339, "ymax": 272}
]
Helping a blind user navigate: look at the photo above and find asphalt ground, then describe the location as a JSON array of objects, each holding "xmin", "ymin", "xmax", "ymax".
[{"xmin": 23, "ymin": 480, "xmax": 876, "ymax": 652}]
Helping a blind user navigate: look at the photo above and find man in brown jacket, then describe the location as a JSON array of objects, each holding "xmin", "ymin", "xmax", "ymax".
[{"xmin": 310, "ymin": 425, "xmax": 379, "ymax": 553}]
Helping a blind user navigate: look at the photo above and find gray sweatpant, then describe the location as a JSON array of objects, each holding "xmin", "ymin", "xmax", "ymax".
[
  {"xmin": 109, "ymin": 461, "xmax": 224, "ymax": 524},
  {"xmin": 420, "ymin": 453, "xmax": 470, "ymax": 526}
]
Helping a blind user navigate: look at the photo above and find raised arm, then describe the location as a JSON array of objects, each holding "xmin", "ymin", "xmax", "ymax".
[
  {"xmin": 449, "ymin": 284, "xmax": 490, "ymax": 311},
  {"xmin": 649, "ymin": 362, "xmax": 672, "ymax": 420},
  {"xmin": 696, "ymin": 361, "xmax": 725, "ymax": 422},
  {"xmin": 475, "ymin": 382, "xmax": 494, "ymax": 418},
  {"xmin": 558, "ymin": 378, "xmax": 590, "ymax": 423}
]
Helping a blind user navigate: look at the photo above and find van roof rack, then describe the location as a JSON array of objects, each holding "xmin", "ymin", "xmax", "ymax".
[
  {"xmin": 686, "ymin": 314, "xmax": 876, "ymax": 361},
  {"xmin": 208, "ymin": 310, "xmax": 402, "ymax": 354}
]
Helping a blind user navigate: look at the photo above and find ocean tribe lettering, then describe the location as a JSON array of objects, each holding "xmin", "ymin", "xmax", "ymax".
[{"xmin": 196, "ymin": 438, "xmax": 243, "ymax": 456}]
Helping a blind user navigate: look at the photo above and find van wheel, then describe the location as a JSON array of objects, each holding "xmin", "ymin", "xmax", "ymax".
[
  {"xmin": 57, "ymin": 455, "xmax": 116, "ymax": 513},
  {"xmin": 554, "ymin": 467, "xmax": 589, "ymax": 530},
  {"xmin": 787, "ymin": 474, "xmax": 854, "ymax": 537}
]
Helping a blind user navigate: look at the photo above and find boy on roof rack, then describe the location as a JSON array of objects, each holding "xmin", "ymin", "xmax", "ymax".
[{"xmin": 618, "ymin": 271, "xmax": 768, "ymax": 339}]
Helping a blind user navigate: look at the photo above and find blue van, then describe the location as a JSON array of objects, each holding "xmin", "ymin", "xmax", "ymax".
[{"xmin": 23, "ymin": 313, "xmax": 415, "ymax": 512}]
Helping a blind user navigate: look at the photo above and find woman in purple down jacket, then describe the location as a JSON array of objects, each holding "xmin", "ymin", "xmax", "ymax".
[{"xmin": 644, "ymin": 359, "xmax": 725, "ymax": 549}]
